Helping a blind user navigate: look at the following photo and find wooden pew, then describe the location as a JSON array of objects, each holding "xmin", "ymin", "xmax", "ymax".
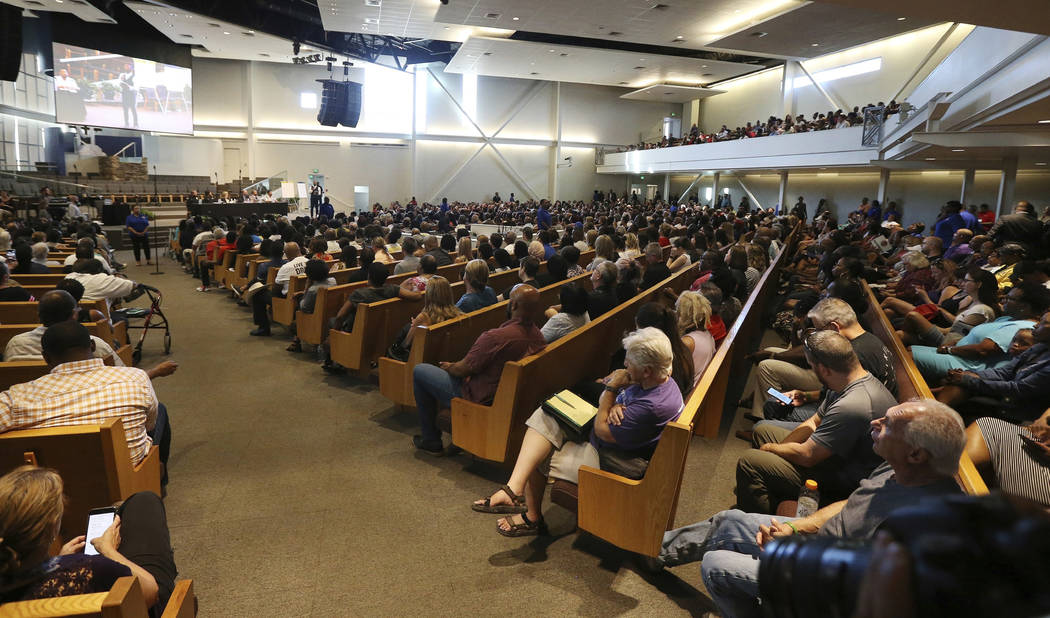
[
  {"xmin": 378, "ymin": 274, "xmax": 585, "ymax": 407},
  {"xmin": 0, "ymin": 321, "xmax": 133, "ymax": 371},
  {"xmin": 8, "ymin": 273, "xmax": 66, "ymax": 287},
  {"xmin": 861, "ymin": 283, "xmax": 989, "ymax": 496},
  {"xmin": 227, "ymin": 252, "xmax": 259, "ymax": 291},
  {"xmin": 0, "ymin": 418, "xmax": 161, "ymax": 542},
  {"xmin": 556, "ymin": 226, "xmax": 801, "ymax": 556},
  {"xmin": 448, "ymin": 264, "xmax": 700, "ymax": 465},
  {"xmin": 212, "ymin": 250, "xmax": 238, "ymax": 289},
  {"xmin": 0, "ymin": 299, "xmax": 109, "ymax": 324},
  {"xmin": 0, "ymin": 577, "xmax": 197, "ymax": 618}
]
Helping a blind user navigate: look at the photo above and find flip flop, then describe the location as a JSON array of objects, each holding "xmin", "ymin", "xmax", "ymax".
[
  {"xmin": 472, "ymin": 484, "xmax": 527, "ymax": 514},
  {"xmin": 496, "ymin": 513, "xmax": 545, "ymax": 538}
]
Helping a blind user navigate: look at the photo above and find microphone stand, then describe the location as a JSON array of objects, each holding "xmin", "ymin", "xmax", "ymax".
[{"xmin": 149, "ymin": 209, "xmax": 163, "ymax": 276}]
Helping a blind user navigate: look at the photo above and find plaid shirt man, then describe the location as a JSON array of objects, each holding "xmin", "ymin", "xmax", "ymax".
[{"xmin": 0, "ymin": 358, "xmax": 158, "ymax": 464}]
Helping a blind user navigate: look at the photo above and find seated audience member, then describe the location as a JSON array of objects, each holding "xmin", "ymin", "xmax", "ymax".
[
  {"xmin": 273, "ymin": 242, "xmax": 308, "ymax": 297},
  {"xmin": 401, "ymin": 254, "xmax": 438, "ymax": 294},
  {"xmin": 990, "ymin": 243, "xmax": 1024, "ymax": 290},
  {"xmin": 499, "ymin": 256, "xmax": 540, "ymax": 301},
  {"xmin": 286, "ymin": 259, "xmax": 336, "ymax": 353},
  {"xmin": 53, "ymin": 278, "xmax": 108, "ymax": 324},
  {"xmin": 3, "ymin": 290, "xmax": 121, "ymax": 364},
  {"xmin": 561, "ymin": 245, "xmax": 584, "ymax": 278},
  {"xmin": 966, "ymin": 408, "xmax": 1050, "ymax": 508},
  {"xmin": 657, "ymin": 401, "xmax": 963, "ymax": 618},
  {"xmin": 63, "ymin": 238, "xmax": 113, "ymax": 274},
  {"xmin": 390, "ymin": 276, "xmax": 462, "ymax": 360},
  {"xmin": 247, "ymin": 241, "xmax": 289, "ymax": 337},
  {"xmin": 331, "ymin": 262, "xmax": 423, "ymax": 334},
  {"xmin": 394, "ymin": 237, "xmax": 421, "ymax": 275},
  {"xmin": 0, "ymin": 262, "xmax": 32, "ymax": 301},
  {"xmin": 587, "ymin": 260, "xmax": 619, "ymax": 319},
  {"xmin": 943, "ymin": 228, "xmax": 974, "ymax": 261},
  {"xmin": 751, "ymin": 298, "xmax": 896, "ymax": 420},
  {"xmin": 309, "ymin": 237, "xmax": 334, "ymax": 262},
  {"xmin": 454, "ymin": 236, "xmax": 473, "ymax": 263},
  {"xmin": 540, "ymin": 284, "xmax": 589, "ymax": 343},
  {"xmin": 675, "ymin": 291, "xmax": 716, "ymax": 386},
  {"xmin": 536, "ymin": 255, "xmax": 569, "ymax": 288},
  {"xmin": 11, "ymin": 242, "xmax": 48, "ymax": 274},
  {"xmin": 698, "ymin": 282, "xmax": 728, "ymax": 344},
  {"xmin": 667, "ymin": 237, "xmax": 692, "ymax": 273},
  {"xmin": 737, "ymin": 330, "xmax": 897, "ymax": 513},
  {"xmin": 0, "ymin": 466, "xmax": 178, "ymax": 611},
  {"xmin": 423, "ymin": 234, "xmax": 453, "ymax": 266},
  {"xmin": 640, "ymin": 242, "xmax": 671, "ymax": 290},
  {"xmin": 912, "ymin": 282, "xmax": 1050, "ymax": 382},
  {"xmin": 412, "ymin": 286, "xmax": 545, "ymax": 454},
  {"xmin": 456, "ymin": 259, "xmax": 497, "ymax": 313},
  {"xmin": 65, "ymin": 259, "xmax": 136, "ymax": 309},
  {"xmin": 0, "ymin": 321, "xmax": 171, "ymax": 470},
  {"xmin": 634, "ymin": 302, "xmax": 695, "ymax": 396},
  {"xmin": 884, "ymin": 251, "xmax": 936, "ymax": 304},
  {"xmin": 615, "ymin": 257, "xmax": 641, "ymax": 302},
  {"xmin": 472, "ymin": 327, "xmax": 684, "ymax": 536},
  {"xmin": 936, "ymin": 310, "xmax": 1050, "ymax": 422},
  {"xmin": 896, "ymin": 266, "xmax": 999, "ymax": 347},
  {"xmin": 371, "ymin": 237, "xmax": 394, "ymax": 264}
]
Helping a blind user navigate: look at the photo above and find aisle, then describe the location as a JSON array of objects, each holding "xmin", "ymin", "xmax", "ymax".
[{"xmin": 128, "ymin": 254, "xmax": 742, "ymax": 616}]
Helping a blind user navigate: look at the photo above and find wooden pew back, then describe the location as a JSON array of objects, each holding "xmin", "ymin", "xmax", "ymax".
[
  {"xmin": 0, "ymin": 418, "xmax": 161, "ymax": 542},
  {"xmin": 0, "ymin": 577, "xmax": 196, "ymax": 618},
  {"xmin": 8, "ymin": 273, "xmax": 66, "ymax": 287},
  {"xmin": 0, "ymin": 299, "xmax": 108, "ymax": 324},
  {"xmin": 861, "ymin": 284, "xmax": 988, "ymax": 495}
]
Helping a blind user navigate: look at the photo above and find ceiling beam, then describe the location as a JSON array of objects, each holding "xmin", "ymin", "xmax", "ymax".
[
  {"xmin": 869, "ymin": 159, "xmax": 1009, "ymax": 170},
  {"xmin": 909, "ymin": 131, "xmax": 1050, "ymax": 148},
  {"xmin": 808, "ymin": 0, "xmax": 1050, "ymax": 37}
]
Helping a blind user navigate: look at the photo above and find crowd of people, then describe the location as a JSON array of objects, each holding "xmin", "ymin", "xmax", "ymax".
[
  {"xmin": 0, "ymin": 187, "xmax": 1048, "ymax": 616},
  {"xmin": 620, "ymin": 102, "xmax": 901, "ymax": 151}
]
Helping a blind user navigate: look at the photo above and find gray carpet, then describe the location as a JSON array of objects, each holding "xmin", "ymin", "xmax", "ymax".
[{"xmin": 127, "ymin": 253, "xmax": 764, "ymax": 617}]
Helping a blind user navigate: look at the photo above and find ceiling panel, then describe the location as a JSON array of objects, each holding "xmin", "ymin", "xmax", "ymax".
[
  {"xmin": 318, "ymin": 0, "xmax": 513, "ymax": 42},
  {"xmin": 435, "ymin": 0, "xmax": 806, "ymax": 50},
  {"xmin": 709, "ymin": 3, "xmax": 941, "ymax": 59},
  {"xmin": 125, "ymin": 1, "xmax": 325, "ymax": 63},
  {"xmin": 446, "ymin": 37, "xmax": 765, "ymax": 88},
  {"xmin": 810, "ymin": 0, "xmax": 1050, "ymax": 37},
  {"xmin": 5, "ymin": 0, "xmax": 115, "ymax": 23},
  {"xmin": 620, "ymin": 84, "xmax": 726, "ymax": 102}
]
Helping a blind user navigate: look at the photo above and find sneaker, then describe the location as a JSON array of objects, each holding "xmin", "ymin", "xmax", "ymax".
[
  {"xmin": 413, "ymin": 435, "xmax": 444, "ymax": 456},
  {"xmin": 196, "ymin": 286, "xmax": 209, "ymax": 292},
  {"xmin": 249, "ymin": 328, "xmax": 271, "ymax": 336}
]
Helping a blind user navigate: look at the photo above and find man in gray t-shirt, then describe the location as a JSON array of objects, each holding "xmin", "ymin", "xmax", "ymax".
[
  {"xmin": 736, "ymin": 331, "xmax": 897, "ymax": 513},
  {"xmin": 657, "ymin": 400, "xmax": 964, "ymax": 618}
]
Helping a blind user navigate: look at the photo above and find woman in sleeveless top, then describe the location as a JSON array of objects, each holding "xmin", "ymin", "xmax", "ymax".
[{"xmin": 675, "ymin": 291, "xmax": 716, "ymax": 388}]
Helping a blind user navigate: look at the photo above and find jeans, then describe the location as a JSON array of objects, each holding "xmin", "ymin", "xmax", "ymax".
[
  {"xmin": 413, "ymin": 363, "xmax": 462, "ymax": 442},
  {"xmin": 130, "ymin": 235, "xmax": 150, "ymax": 262},
  {"xmin": 116, "ymin": 491, "xmax": 177, "ymax": 617},
  {"xmin": 660, "ymin": 509, "xmax": 794, "ymax": 618}
]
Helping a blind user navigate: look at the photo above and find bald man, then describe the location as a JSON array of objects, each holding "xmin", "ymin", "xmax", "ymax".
[
  {"xmin": 273, "ymin": 242, "xmax": 308, "ymax": 296},
  {"xmin": 412, "ymin": 285, "xmax": 547, "ymax": 454}
]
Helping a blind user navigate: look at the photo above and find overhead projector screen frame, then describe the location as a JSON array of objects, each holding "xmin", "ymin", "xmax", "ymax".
[{"xmin": 52, "ymin": 42, "xmax": 194, "ymax": 135}]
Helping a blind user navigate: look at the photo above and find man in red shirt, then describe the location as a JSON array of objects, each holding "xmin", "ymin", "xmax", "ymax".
[
  {"xmin": 412, "ymin": 285, "xmax": 546, "ymax": 454},
  {"xmin": 197, "ymin": 230, "xmax": 235, "ymax": 292},
  {"xmin": 978, "ymin": 203, "xmax": 995, "ymax": 228}
]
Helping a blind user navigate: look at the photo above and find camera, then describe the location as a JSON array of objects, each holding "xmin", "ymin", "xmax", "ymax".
[{"xmin": 758, "ymin": 493, "xmax": 1050, "ymax": 618}]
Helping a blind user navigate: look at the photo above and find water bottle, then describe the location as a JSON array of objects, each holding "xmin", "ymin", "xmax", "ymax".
[{"xmin": 795, "ymin": 479, "xmax": 819, "ymax": 518}]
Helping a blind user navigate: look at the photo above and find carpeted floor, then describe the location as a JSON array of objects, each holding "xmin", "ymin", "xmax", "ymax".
[{"xmin": 125, "ymin": 252, "xmax": 763, "ymax": 617}]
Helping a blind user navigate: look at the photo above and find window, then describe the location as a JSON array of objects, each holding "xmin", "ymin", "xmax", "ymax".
[
  {"xmin": 791, "ymin": 57, "xmax": 882, "ymax": 90},
  {"xmin": 299, "ymin": 92, "xmax": 317, "ymax": 109}
]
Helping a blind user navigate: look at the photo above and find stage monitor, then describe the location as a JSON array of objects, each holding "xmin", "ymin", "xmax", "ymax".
[{"xmin": 53, "ymin": 42, "xmax": 193, "ymax": 135}]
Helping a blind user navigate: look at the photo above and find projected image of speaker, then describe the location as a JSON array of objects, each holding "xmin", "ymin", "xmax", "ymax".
[{"xmin": 317, "ymin": 80, "xmax": 362, "ymax": 128}]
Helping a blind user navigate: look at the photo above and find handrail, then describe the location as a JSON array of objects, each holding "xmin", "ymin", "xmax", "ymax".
[
  {"xmin": 113, "ymin": 142, "xmax": 138, "ymax": 158},
  {"xmin": 0, "ymin": 170, "xmax": 100, "ymax": 194},
  {"xmin": 243, "ymin": 170, "xmax": 288, "ymax": 194}
]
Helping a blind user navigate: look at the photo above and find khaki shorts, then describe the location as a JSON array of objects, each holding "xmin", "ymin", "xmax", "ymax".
[{"xmin": 525, "ymin": 408, "xmax": 599, "ymax": 484}]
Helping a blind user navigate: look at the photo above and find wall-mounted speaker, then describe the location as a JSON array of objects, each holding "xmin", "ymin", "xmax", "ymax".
[
  {"xmin": 317, "ymin": 79, "xmax": 362, "ymax": 128},
  {"xmin": 0, "ymin": 5, "xmax": 23, "ymax": 83}
]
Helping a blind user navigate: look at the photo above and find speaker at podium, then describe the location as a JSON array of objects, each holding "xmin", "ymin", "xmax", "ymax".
[{"xmin": 317, "ymin": 80, "xmax": 362, "ymax": 128}]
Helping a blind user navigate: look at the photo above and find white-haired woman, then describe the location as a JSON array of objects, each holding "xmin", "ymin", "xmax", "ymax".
[{"xmin": 471, "ymin": 326, "xmax": 685, "ymax": 536}]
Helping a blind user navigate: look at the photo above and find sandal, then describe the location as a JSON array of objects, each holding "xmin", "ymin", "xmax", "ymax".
[
  {"xmin": 496, "ymin": 513, "xmax": 545, "ymax": 538},
  {"xmin": 472, "ymin": 484, "xmax": 527, "ymax": 514}
]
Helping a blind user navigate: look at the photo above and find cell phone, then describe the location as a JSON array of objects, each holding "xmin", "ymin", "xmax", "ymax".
[
  {"xmin": 84, "ymin": 507, "xmax": 116, "ymax": 556},
  {"xmin": 767, "ymin": 387, "xmax": 794, "ymax": 405},
  {"xmin": 1020, "ymin": 433, "xmax": 1043, "ymax": 450}
]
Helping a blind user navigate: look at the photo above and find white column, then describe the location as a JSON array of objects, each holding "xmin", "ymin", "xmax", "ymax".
[
  {"xmin": 777, "ymin": 171, "xmax": 789, "ymax": 215},
  {"xmin": 246, "ymin": 61, "xmax": 256, "ymax": 180},
  {"xmin": 877, "ymin": 168, "xmax": 890, "ymax": 205},
  {"xmin": 781, "ymin": 63, "xmax": 796, "ymax": 119},
  {"xmin": 995, "ymin": 157, "xmax": 1018, "ymax": 219},
  {"xmin": 663, "ymin": 174, "xmax": 671, "ymax": 203},
  {"xmin": 548, "ymin": 81, "xmax": 561, "ymax": 200},
  {"xmin": 711, "ymin": 172, "xmax": 720, "ymax": 206},
  {"xmin": 960, "ymin": 168, "xmax": 975, "ymax": 205}
]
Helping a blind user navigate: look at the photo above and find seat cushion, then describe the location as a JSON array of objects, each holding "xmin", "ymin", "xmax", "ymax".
[{"xmin": 550, "ymin": 479, "xmax": 578, "ymax": 513}]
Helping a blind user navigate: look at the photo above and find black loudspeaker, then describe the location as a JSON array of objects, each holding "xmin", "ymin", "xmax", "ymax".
[
  {"xmin": 0, "ymin": 5, "xmax": 22, "ymax": 83},
  {"xmin": 317, "ymin": 80, "xmax": 362, "ymax": 128}
]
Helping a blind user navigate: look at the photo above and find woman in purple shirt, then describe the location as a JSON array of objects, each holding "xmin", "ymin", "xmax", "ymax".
[{"xmin": 471, "ymin": 327, "xmax": 684, "ymax": 537}]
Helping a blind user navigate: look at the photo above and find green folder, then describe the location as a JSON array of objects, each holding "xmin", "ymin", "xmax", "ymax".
[{"xmin": 541, "ymin": 389, "xmax": 598, "ymax": 434}]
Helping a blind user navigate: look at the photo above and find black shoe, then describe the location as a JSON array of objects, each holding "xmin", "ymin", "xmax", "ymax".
[
  {"xmin": 249, "ymin": 328, "xmax": 271, "ymax": 336},
  {"xmin": 321, "ymin": 361, "xmax": 344, "ymax": 375},
  {"xmin": 413, "ymin": 435, "xmax": 444, "ymax": 456},
  {"xmin": 743, "ymin": 413, "xmax": 764, "ymax": 423}
]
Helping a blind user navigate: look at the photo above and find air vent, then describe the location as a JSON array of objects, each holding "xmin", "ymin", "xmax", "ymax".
[
  {"xmin": 365, "ymin": 0, "xmax": 381, "ymax": 6},
  {"xmin": 664, "ymin": 92, "xmax": 674, "ymax": 95},
  {"xmin": 529, "ymin": 71, "xmax": 539, "ymax": 75},
  {"xmin": 651, "ymin": 3, "xmax": 670, "ymax": 9},
  {"xmin": 702, "ymin": 73, "xmax": 713, "ymax": 76},
  {"xmin": 484, "ymin": 12, "xmax": 501, "ymax": 19},
  {"xmin": 559, "ymin": 53, "xmax": 568, "ymax": 57},
  {"xmin": 670, "ymin": 39, "xmax": 684, "ymax": 43},
  {"xmin": 70, "ymin": 0, "xmax": 88, "ymax": 4},
  {"xmin": 242, "ymin": 31, "xmax": 255, "ymax": 36},
  {"xmin": 259, "ymin": 53, "xmax": 270, "ymax": 57},
  {"xmin": 179, "ymin": 34, "xmax": 193, "ymax": 38},
  {"xmin": 24, "ymin": 0, "xmax": 44, "ymax": 6},
  {"xmin": 608, "ymin": 31, "xmax": 623, "ymax": 36},
  {"xmin": 208, "ymin": 22, "xmax": 222, "ymax": 27},
  {"xmin": 751, "ymin": 31, "xmax": 768, "ymax": 38},
  {"xmin": 633, "ymin": 66, "xmax": 645, "ymax": 70},
  {"xmin": 618, "ymin": 81, "xmax": 628, "ymax": 85},
  {"xmin": 482, "ymin": 52, "xmax": 492, "ymax": 56}
]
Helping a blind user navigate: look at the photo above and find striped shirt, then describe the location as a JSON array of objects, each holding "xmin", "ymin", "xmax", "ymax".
[
  {"xmin": 977, "ymin": 417, "xmax": 1050, "ymax": 508},
  {"xmin": 0, "ymin": 358, "xmax": 158, "ymax": 464}
]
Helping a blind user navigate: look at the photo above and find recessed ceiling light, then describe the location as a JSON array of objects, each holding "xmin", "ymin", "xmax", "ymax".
[
  {"xmin": 701, "ymin": 65, "xmax": 708, "ymax": 68},
  {"xmin": 951, "ymin": 148, "xmax": 965, "ymax": 152},
  {"xmin": 512, "ymin": 16, "xmax": 519, "ymax": 20},
  {"xmin": 223, "ymin": 31, "xmax": 230, "ymax": 35},
  {"xmin": 925, "ymin": 157, "xmax": 936, "ymax": 160},
  {"xmin": 1036, "ymin": 162, "xmax": 1048, "ymax": 166},
  {"xmin": 897, "ymin": 16, "xmax": 906, "ymax": 21},
  {"xmin": 811, "ymin": 43, "xmax": 820, "ymax": 47},
  {"xmin": 675, "ymin": 35, "xmax": 683, "ymax": 39},
  {"xmin": 1039, "ymin": 119, "xmax": 1050, "ymax": 124},
  {"xmin": 548, "ymin": 49, "xmax": 555, "ymax": 52}
]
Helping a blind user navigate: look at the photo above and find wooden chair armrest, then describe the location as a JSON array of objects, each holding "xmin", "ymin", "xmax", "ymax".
[
  {"xmin": 115, "ymin": 344, "xmax": 134, "ymax": 367},
  {"xmin": 161, "ymin": 580, "xmax": 196, "ymax": 618},
  {"xmin": 450, "ymin": 397, "xmax": 510, "ymax": 462},
  {"xmin": 113, "ymin": 320, "xmax": 129, "ymax": 345},
  {"xmin": 956, "ymin": 452, "xmax": 989, "ymax": 495},
  {"xmin": 128, "ymin": 445, "xmax": 162, "ymax": 496}
]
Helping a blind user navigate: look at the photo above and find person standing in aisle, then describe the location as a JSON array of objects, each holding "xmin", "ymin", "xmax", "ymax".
[
  {"xmin": 310, "ymin": 181, "xmax": 322, "ymax": 218},
  {"xmin": 125, "ymin": 204, "xmax": 151, "ymax": 266}
]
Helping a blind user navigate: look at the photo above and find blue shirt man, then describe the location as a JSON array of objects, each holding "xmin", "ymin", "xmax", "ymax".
[
  {"xmin": 319, "ymin": 198, "xmax": 334, "ymax": 219},
  {"xmin": 537, "ymin": 205, "xmax": 552, "ymax": 230}
]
